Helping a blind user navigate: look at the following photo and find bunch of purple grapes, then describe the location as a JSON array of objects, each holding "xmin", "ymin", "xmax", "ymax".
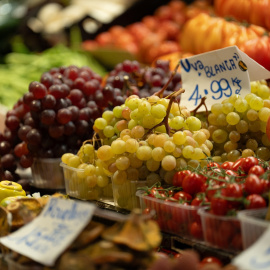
[{"xmin": 0, "ymin": 65, "xmax": 108, "ymax": 181}]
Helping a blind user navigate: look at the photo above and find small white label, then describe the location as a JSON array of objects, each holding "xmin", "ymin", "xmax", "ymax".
[
  {"xmin": 180, "ymin": 46, "xmax": 270, "ymax": 111},
  {"xmin": 0, "ymin": 197, "xmax": 96, "ymax": 267},
  {"xmin": 233, "ymin": 227, "xmax": 270, "ymax": 270}
]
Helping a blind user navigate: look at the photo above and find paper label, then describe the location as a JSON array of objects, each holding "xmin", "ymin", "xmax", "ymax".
[
  {"xmin": 180, "ymin": 46, "xmax": 270, "ymax": 111},
  {"xmin": 0, "ymin": 197, "xmax": 96, "ymax": 267},
  {"xmin": 233, "ymin": 227, "xmax": 270, "ymax": 270}
]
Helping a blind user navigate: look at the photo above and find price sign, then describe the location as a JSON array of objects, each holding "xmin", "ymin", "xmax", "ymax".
[
  {"xmin": 0, "ymin": 197, "xmax": 96, "ymax": 267},
  {"xmin": 180, "ymin": 46, "xmax": 270, "ymax": 111},
  {"xmin": 233, "ymin": 227, "xmax": 270, "ymax": 270}
]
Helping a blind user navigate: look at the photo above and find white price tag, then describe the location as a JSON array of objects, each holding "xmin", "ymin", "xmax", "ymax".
[
  {"xmin": 233, "ymin": 226, "xmax": 270, "ymax": 270},
  {"xmin": 0, "ymin": 197, "xmax": 96, "ymax": 267},
  {"xmin": 180, "ymin": 46, "xmax": 270, "ymax": 111}
]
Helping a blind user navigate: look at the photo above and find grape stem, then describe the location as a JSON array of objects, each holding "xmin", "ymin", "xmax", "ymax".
[
  {"xmin": 191, "ymin": 96, "xmax": 208, "ymax": 120},
  {"xmin": 146, "ymin": 88, "xmax": 185, "ymax": 136},
  {"xmin": 154, "ymin": 61, "xmax": 181, "ymax": 98}
]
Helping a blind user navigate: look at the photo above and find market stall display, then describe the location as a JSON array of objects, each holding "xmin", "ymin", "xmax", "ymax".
[{"xmin": 1, "ymin": 0, "xmax": 270, "ymax": 269}]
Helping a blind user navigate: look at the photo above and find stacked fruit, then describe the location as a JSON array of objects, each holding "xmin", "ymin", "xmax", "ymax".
[{"xmin": 207, "ymin": 81, "xmax": 270, "ymax": 162}]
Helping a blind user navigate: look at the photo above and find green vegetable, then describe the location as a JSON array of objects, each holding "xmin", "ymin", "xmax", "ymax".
[{"xmin": 0, "ymin": 43, "xmax": 107, "ymax": 109}]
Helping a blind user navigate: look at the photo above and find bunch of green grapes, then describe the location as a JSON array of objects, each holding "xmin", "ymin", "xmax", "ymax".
[
  {"xmin": 95, "ymin": 126, "xmax": 212, "ymax": 209},
  {"xmin": 61, "ymin": 143, "xmax": 113, "ymax": 201},
  {"xmin": 207, "ymin": 80, "xmax": 270, "ymax": 162},
  {"xmin": 93, "ymin": 94, "xmax": 202, "ymax": 145}
]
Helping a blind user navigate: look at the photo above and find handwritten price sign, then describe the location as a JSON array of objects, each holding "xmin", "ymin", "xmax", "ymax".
[
  {"xmin": 180, "ymin": 46, "xmax": 270, "ymax": 110},
  {"xmin": 0, "ymin": 197, "xmax": 96, "ymax": 267}
]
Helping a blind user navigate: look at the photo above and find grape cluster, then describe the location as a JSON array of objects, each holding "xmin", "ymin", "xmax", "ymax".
[
  {"xmin": 0, "ymin": 65, "xmax": 106, "ymax": 181},
  {"xmin": 207, "ymin": 80, "xmax": 270, "ymax": 162},
  {"xmin": 102, "ymin": 59, "xmax": 182, "ymax": 107}
]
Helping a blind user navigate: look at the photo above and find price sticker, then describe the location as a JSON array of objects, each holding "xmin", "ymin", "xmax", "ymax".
[
  {"xmin": 233, "ymin": 227, "xmax": 270, "ymax": 270},
  {"xmin": 180, "ymin": 46, "xmax": 270, "ymax": 111},
  {"xmin": 0, "ymin": 197, "xmax": 96, "ymax": 267}
]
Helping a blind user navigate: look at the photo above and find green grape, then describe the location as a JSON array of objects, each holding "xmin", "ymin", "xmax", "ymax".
[
  {"xmin": 169, "ymin": 116, "xmax": 185, "ymax": 130},
  {"xmin": 86, "ymin": 175, "xmax": 97, "ymax": 188},
  {"xmin": 96, "ymin": 145, "xmax": 114, "ymax": 161},
  {"xmin": 224, "ymin": 141, "xmax": 238, "ymax": 153},
  {"xmin": 246, "ymin": 139, "xmax": 258, "ymax": 151},
  {"xmin": 128, "ymin": 119, "xmax": 137, "ymax": 129},
  {"xmin": 182, "ymin": 145, "xmax": 195, "ymax": 159},
  {"xmin": 161, "ymin": 155, "xmax": 176, "ymax": 171},
  {"xmin": 185, "ymin": 116, "xmax": 201, "ymax": 131},
  {"xmin": 212, "ymin": 129, "xmax": 228, "ymax": 144},
  {"xmin": 216, "ymin": 113, "xmax": 227, "ymax": 126},
  {"xmin": 126, "ymin": 167, "xmax": 139, "ymax": 181},
  {"xmin": 125, "ymin": 96, "xmax": 140, "ymax": 110},
  {"xmin": 173, "ymin": 131, "xmax": 186, "ymax": 145},
  {"xmin": 125, "ymin": 138, "xmax": 139, "ymax": 153},
  {"xmin": 190, "ymin": 148, "xmax": 205, "ymax": 160},
  {"xmin": 222, "ymin": 102, "xmax": 234, "ymax": 114},
  {"xmin": 142, "ymin": 114, "xmax": 156, "ymax": 128},
  {"xmin": 115, "ymin": 156, "xmax": 130, "ymax": 170},
  {"xmin": 234, "ymin": 98, "xmax": 248, "ymax": 113},
  {"xmin": 211, "ymin": 103, "xmax": 223, "ymax": 115},
  {"xmin": 260, "ymin": 121, "xmax": 267, "ymax": 132},
  {"xmin": 228, "ymin": 94, "xmax": 239, "ymax": 105},
  {"xmin": 147, "ymin": 134, "xmax": 157, "ymax": 146},
  {"xmin": 184, "ymin": 136, "xmax": 198, "ymax": 147},
  {"xmin": 259, "ymin": 107, "xmax": 270, "ymax": 122},
  {"xmin": 146, "ymin": 172, "xmax": 161, "ymax": 186},
  {"xmin": 250, "ymin": 81, "xmax": 259, "ymax": 94},
  {"xmin": 163, "ymin": 140, "xmax": 176, "ymax": 153},
  {"xmin": 153, "ymin": 134, "xmax": 168, "ymax": 148},
  {"xmin": 152, "ymin": 147, "xmax": 166, "ymax": 162},
  {"xmin": 131, "ymin": 125, "xmax": 145, "ymax": 139},
  {"xmin": 226, "ymin": 112, "xmax": 240, "ymax": 125},
  {"xmin": 175, "ymin": 158, "xmax": 187, "ymax": 170},
  {"xmin": 67, "ymin": 155, "xmax": 81, "ymax": 168},
  {"xmin": 103, "ymin": 126, "xmax": 115, "ymax": 138},
  {"xmin": 242, "ymin": 149, "xmax": 255, "ymax": 158},
  {"xmin": 112, "ymin": 170, "xmax": 127, "ymax": 185},
  {"xmin": 94, "ymin": 118, "xmax": 107, "ymax": 130},
  {"xmin": 262, "ymin": 133, "xmax": 270, "ymax": 146},
  {"xmin": 148, "ymin": 95, "xmax": 160, "ymax": 103},
  {"xmin": 138, "ymin": 165, "xmax": 150, "ymax": 179},
  {"xmin": 129, "ymin": 153, "xmax": 143, "ymax": 168},
  {"xmin": 236, "ymin": 120, "xmax": 248, "ymax": 133},
  {"xmin": 151, "ymin": 104, "xmax": 167, "ymax": 118},
  {"xmin": 84, "ymin": 164, "xmax": 96, "ymax": 176},
  {"xmin": 102, "ymin": 110, "xmax": 114, "ymax": 122},
  {"xmin": 61, "ymin": 153, "xmax": 74, "ymax": 164},
  {"xmin": 248, "ymin": 120, "xmax": 261, "ymax": 132},
  {"xmin": 229, "ymin": 130, "xmax": 240, "ymax": 142},
  {"xmin": 138, "ymin": 100, "xmax": 151, "ymax": 114},
  {"xmin": 97, "ymin": 175, "xmax": 109, "ymax": 188},
  {"xmin": 249, "ymin": 96, "xmax": 264, "ymax": 110},
  {"xmin": 111, "ymin": 140, "xmax": 126, "ymax": 154},
  {"xmin": 113, "ymin": 106, "xmax": 123, "ymax": 118},
  {"xmin": 136, "ymin": 145, "xmax": 152, "ymax": 161},
  {"xmin": 77, "ymin": 163, "xmax": 87, "ymax": 178},
  {"xmin": 155, "ymin": 125, "xmax": 167, "ymax": 133},
  {"xmin": 256, "ymin": 147, "xmax": 270, "ymax": 160},
  {"xmin": 146, "ymin": 158, "xmax": 160, "ymax": 172},
  {"xmin": 193, "ymin": 131, "xmax": 207, "ymax": 145},
  {"xmin": 246, "ymin": 109, "xmax": 258, "ymax": 121},
  {"xmin": 257, "ymin": 84, "xmax": 270, "ymax": 99},
  {"xmin": 172, "ymin": 147, "xmax": 182, "ymax": 158}
]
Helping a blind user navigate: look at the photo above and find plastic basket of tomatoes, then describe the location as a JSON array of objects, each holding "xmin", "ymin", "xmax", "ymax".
[
  {"xmin": 136, "ymin": 187, "xmax": 204, "ymax": 241},
  {"xmin": 237, "ymin": 208, "xmax": 270, "ymax": 249},
  {"xmin": 198, "ymin": 207, "xmax": 243, "ymax": 252}
]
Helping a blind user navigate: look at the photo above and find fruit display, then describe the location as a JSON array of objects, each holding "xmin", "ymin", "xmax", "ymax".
[
  {"xmin": 214, "ymin": 0, "xmax": 270, "ymax": 31},
  {"xmin": 82, "ymin": 0, "xmax": 213, "ymax": 65}
]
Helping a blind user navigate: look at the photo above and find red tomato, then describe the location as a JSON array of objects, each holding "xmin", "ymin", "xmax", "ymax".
[
  {"xmin": 241, "ymin": 157, "xmax": 259, "ymax": 173},
  {"xmin": 207, "ymin": 162, "xmax": 221, "ymax": 169},
  {"xmin": 245, "ymin": 174, "xmax": 265, "ymax": 195},
  {"xmin": 248, "ymin": 165, "xmax": 265, "ymax": 176},
  {"xmin": 200, "ymin": 256, "xmax": 223, "ymax": 267},
  {"xmin": 245, "ymin": 194, "xmax": 266, "ymax": 209},
  {"xmin": 221, "ymin": 161, "xmax": 234, "ymax": 170},
  {"xmin": 182, "ymin": 173, "xmax": 206, "ymax": 195},
  {"xmin": 172, "ymin": 169, "xmax": 191, "ymax": 187},
  {"xmin": 221, "ymin": 183, "xmax": 243, "ymax": 198},
  {"xmin": 211, "ymin": 197, "xmax": 229, "ymax": 216},
  {"xmin": 232, "ymin": 157, "xmax": 245, "ymax": 172},
  {"xmin": 190, "ymin": 221, "xmax": 203, "ymax": 239},
  {"xmin": 173, "ymin": 191, "xmax": 192, "ymax": 202},
  {"xmin": 191, "ymin": 194, "xmax": 209, "ymax": 206}
]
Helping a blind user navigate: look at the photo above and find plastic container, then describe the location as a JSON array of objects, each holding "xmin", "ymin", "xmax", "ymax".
[
  {"xmin": 136, "ymin": 190, "xmax": 204, "ymax": 241},
  {"xmin": 237, "ymin": 208, "xmax": 270, "ymax": 249},
  {"xmin": 198, "ymin": 207, "xmax": 243, "ymax": 252},
  {"xmin": 31, "ymin": 158, "xmax": 65, "ymax": 189},
  {"xmin": 112, "ymin": 180, "xmax": 147, "ymax": 211},
  {"xmin": 61, "ymin": 163, "xmax": 113, "ymax": 201}
]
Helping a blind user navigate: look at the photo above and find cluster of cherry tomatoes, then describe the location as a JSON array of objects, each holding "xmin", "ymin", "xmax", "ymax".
[{"xmin": 141, "ymin": 156, "xmax": 269, "ymax": 249}]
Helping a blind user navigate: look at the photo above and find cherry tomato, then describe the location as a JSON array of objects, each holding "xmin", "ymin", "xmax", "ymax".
[
  {"xmin": 200, "ymin": 256, "xmax": 223, "ymax": 267},
  {"xmin": 245, "ymin": 174, "xmax": 265, "ymax": 195},
  {"xmin": 207, "ymin": 162, "xmax": 221, "ymax": 169},
  {"xmin": 241, "ymin": 157, "xmax": 259, "ymax": 173},
  {"xmin": 191, "ymin": 193, "xmax": 209, "ymax": 206},
  {"xmin": 221, "ymin": 161, "xmax": 234, "ymax": 170},
  {"xmin": 190, "ymin": 221, "xmax": 203, "ymax": 239},
  {"xmin": 182, "ymin": 173, "xmax": 206, "ymax": 195},
  {"xmin": 173, "ymin": 191, "xmax": 192, "ymax": 202},
  {"xmin": 148, "ymin": 187, "xmax": 164, "ymax": 198},
  {"xmin": 211, "ymin": 197, "xmax": 229, "ymax": 216},
  {"xmin": 221, "ymin": 183, "xmax": 243, "ymax": 198},
  {"xmin": 172, "ymin": 169, "xmax": 191, "ymax": 187},
  {"xmin": 248, "ymin": 165, "xmax": 265, "ymax": 176},
  {"xmin": 232, "ymin": 157, "xmax": 245, "ymax": 172},
  {"xmin": 245, "ymin": 194, "xmax": 266, "ymax": 209}
]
